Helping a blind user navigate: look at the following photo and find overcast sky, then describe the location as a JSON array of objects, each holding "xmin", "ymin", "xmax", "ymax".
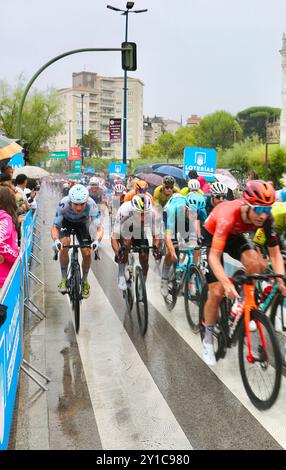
[{"xmin": 1, "ymin": 0, "xmax": 286, "ymax": 122}]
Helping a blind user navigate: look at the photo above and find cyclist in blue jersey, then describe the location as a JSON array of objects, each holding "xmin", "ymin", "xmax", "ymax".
[
  {"xmin": 160, "ymin": 194, "xmax": 197, "ymax": 296},
  {"xmin": 51, "ymin": 184, "xmax": 104, "ymax": 298}
]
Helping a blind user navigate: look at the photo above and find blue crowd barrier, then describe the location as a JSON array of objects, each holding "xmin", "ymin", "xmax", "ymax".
[{"xmin": 0, "ymin": 208, "xmax": 38, "ymax": 450}]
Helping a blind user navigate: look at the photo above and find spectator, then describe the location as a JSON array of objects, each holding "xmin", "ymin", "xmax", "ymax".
[
  {"xmin": 15, "ymin": 174, "xmax": 30, "ymax": 215},
  {"xmin": 0, "ymin": 173, "xmax": 16, "ymax": 194},
  {"xmin": 0, "ymin": 187, "xmax": 20, "ymax": 288},
  {"xmin": 187, "ymin": 170, "xmax": 199, "ymax": 180},
  {"xmin": 197, "ymin": 175, "xmax": 211, "ymax": 194},
  {"xmin": 1, "ymin": 165, "xmax": 14, "ymax": 179}
]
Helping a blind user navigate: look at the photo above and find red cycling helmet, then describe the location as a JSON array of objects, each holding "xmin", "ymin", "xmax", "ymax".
[{"xmin": 243, "ymin": 180, "xmax": 275, "ymax": 206}]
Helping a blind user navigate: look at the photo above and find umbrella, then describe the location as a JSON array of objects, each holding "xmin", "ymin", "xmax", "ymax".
[
  {"xmin": 136, "ymin": 172, "xmax": 163, "ymax": 187},
  {"xmin": 154, "ymin": 165, "xmax": 186, "ymax": 188},
  {"xmin": 154, "ymin": 165, "xmax": 185, "ymax": 180},
  {"xmin": 0, "ymin": 136, "xmax": 23, "ymax": 169},
  {"xmin": 13, "ymin": 165, "xmax": 50, "ymax": 179},
  {"xmin": 215, "ymin": 170, "xmax": 238, "ymax": 190}
]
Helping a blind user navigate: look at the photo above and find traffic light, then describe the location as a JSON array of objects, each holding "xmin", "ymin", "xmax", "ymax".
[
  {"xmin": 22, "ymin": 143, "xmax": 30, "ymax": 165},
  {"xmin": 121, "ymin": 42, "xmax": 137, "ymax": 71}
]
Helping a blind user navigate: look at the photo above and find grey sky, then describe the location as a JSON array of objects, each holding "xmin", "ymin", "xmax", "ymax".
[{"xmin": 1, "ymin": 0, "xmax": 286, "ymax": 122}]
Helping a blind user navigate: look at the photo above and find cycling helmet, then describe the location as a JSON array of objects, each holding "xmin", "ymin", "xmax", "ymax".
[
  {"xmin": 63, "ymin": 182, "xmax": 69, "ymax": 189},
  {"xmin": 187, "ymin": 192, "xmax": 206, "ymax": 211},
  {"xmin": 113, "ymin": 183, "xmax": 126, "ymax": 193},
  {"xmin": 89, "ymin": 176, "xmax": 100, "ymax": 186},
  {"xmin": 69, "ymin": 184, "xmax": 89, "ymax": 204},
  {"xmin": 131, "ymin": 194, "xmax": 152, "ymax": 213},
  {"xmin": 210, "ymin": 182, "xmax": 228, "ymax": 195},
  {"xmin": 278, "ymin": 188, "xmax": 286, "ymax": 202},
  {"xmin": 188, "ymin": 179, "xmax": 200, "ymax": 191},
  {"xmin": 243, "ymin": 180, "xmax": 275, "ymax": 206},
  {"xmin": 133, "ymin": 180, "xmax": 148, "ymax": 192},
  {"xmin": 163, "ymin": 175, "xmax": 175, "ymax": 188}
]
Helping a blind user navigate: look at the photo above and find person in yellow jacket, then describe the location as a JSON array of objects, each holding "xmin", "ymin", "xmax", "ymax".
[
  {"xmin": 153, "ymin": 176, "xmax": 180, "ymax": 208},
  {"xmin": 253, "ymin": 202, "xmax": 286, "ymax": 248}
]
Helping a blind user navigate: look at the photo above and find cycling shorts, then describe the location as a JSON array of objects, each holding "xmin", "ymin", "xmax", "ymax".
[{"xmin": 59, "ymin": 218, "xmax": 92, "ymax": 245}]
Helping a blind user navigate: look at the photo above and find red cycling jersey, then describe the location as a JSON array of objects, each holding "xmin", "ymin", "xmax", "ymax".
[{"xmin": 204, "ymin": 199, "xmax": 278, "ymax": 251}]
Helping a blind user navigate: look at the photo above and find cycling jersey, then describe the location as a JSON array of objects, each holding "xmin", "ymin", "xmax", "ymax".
[
  {"xmin": 253, "ymin": 202, "xmax": 286, "ymax": 245},
  {"xmin": 53, "ymin": 196, "xmax": 101, "ymax": 227},
  {"xmin": 88, "ymin": 186, "xmax": 107, "ymax": 205},
  {"xmin": 163, "ymin": 194, "xmax": 197, "ymax": 241},
  {"xmin": 153, "ymin": 185, "xmax": 180, "ymax": 207},
  {"xmin": 180, "ymin": 187, "xmax": 204, "ymax": 196},
  {"xmin": 204, "ymin": 199, "xmax": 278, "ymax": 252},
  {"xmin": 112, "ymin": 201, "xmax": 159, "ymax": 240}
]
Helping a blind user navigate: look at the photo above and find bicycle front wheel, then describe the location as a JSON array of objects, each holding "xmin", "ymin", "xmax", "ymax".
[
  {"xmin": 135, "ymin": 267, "xmax": 148, "ymax": 336},
  {"xmin": 163, "ymin": 263, "xmax": 178, "ymax": 311},
  {"xmin": 184, "ymin": 265, "xmax": 205, "ymax": 332},
  {"xmin": 270, "ymin": 293, "xmax": 286, "ymax": 367},
  {"xmin": 71, "ymin": 267, "xmax": 81, "ymax": 334},
  {"xmin": 238, "ymin": 309, "xmax": 282, "ymax": 410}
]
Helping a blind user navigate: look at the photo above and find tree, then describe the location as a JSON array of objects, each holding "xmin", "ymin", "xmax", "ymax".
[
  {"xmin": 192, "ymin": 110, "xmax": 242, "ymax": 150},
  {"xmin": 0, "ymin": 78, "xmax": 64, "ymax": 163},
  {"xmin": 236, "ymin": 106, "xmax": 281, "ymax": 142},
  {"xmin": 137, "ymin": 143, "xmax": 160, "ymax": 160},
  {"xmin": 83, "ymin": 130, "xmax": 102, "ymax": 158},
  {"xmin": 268, "ymin": 148, "xmax": 286, "ymax": 187}
]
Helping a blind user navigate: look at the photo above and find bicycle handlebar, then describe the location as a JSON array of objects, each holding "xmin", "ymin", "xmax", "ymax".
[
  {"xmin": 52, "ymin": 243, "xmax": 100, "ymax": 261},
  {"xmin": 233, "ymin": 272, "xmax": 286, "ymax": 284}
]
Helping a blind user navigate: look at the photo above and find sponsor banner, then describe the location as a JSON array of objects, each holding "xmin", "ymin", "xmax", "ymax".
[
  {"xmin": 109, "ymin": 118, "xmax": 122, "ymax": 144},
  {"xmin": 8, "ymin": 152, "xmax": 25, "ymax": 168},
  {"xmin": 183, "ymin": 147, "xmax": 216, "ymax": 181},
  {"xmin": 68, "ymin": 147, "xmax": 81, "ymax": 161},
  {"xmin": 49, "ymin": 151, "xmax": 68, "ymax": 159},
  {"xmin": 0, "ymin": 261, "xmax": 22, "ymax": 450},
  {"xmin": 108, "ymin": 162, "xmax": 126, "ymax": 180}
]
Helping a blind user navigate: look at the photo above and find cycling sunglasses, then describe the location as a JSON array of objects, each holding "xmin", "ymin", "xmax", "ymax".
[{"xmin": 248, "ymin": 204, "xmax": 272, "ymax": 215}]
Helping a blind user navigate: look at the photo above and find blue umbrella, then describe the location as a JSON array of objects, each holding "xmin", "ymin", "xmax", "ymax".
[{"xmin": 154, "ymin": 165, "xmax": 185, "ymax": 180}]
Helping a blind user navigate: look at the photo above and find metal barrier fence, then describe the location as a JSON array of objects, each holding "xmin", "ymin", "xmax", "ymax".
[{"xmin": 0, "ymin": 205, "xmax": 49, "ymax": 450}]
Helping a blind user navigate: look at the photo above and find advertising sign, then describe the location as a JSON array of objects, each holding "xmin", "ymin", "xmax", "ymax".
[
  {"xmin": 108, "ymin": 162, "xmax": 126, "ymax": 180},
  {"xmin": 0, "ymin": 262, "xmax": 22, "ymax": 450},
  {"xmin": 109, "ymin": 118, "xmax": 122, "ymax": 143},
  {"xmin": 68, "ymin": 147, "xmax": 81, "ymax": 161},
  {"xmin": 73, "ymin": 160, "xmax": 82, "ymax": 173},
  {"xmin": 8, "ymin": 152, "xmax": 24, "ymax": 168},
  {"xmin": 183, "ymin": 147, "xmax": 216, "ymax": 181},
  {"xmin": 50, "ymin": 151, "xmax": 68, "ymax": 159}
]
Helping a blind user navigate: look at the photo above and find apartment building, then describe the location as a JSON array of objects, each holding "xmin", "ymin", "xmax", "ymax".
[{"xmin": 53, "ymin": 71, "xmax": 144, "ymax": 159}]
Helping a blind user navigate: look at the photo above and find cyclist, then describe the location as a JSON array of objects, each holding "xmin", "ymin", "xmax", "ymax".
[
  {"xmin": 51, "ymin": 184, "xmax": 104, "ymax": 299},
  {"xmin": 88, "ymin": 176, "xmax": 107, "ymax": 218},
  {"xmin": 111, "ymin": 194, "xmax": 161, "ymax": 290},
  {"xmin": 204, "ymin": 182, "xmax": 229, "ymax": 216},
  {"xmin": 124, "ymin": 180, "xmax": 153, "ymax": 203},
  {"xmin": 202, "ymin": 180, "xmax": 286, "ymax": 366},
  {"xmin": 153, "ymin": 176, "xmax": 180, "ymax": 208},
  {"xmin": 186, "ymin": 192, "xmax": 207, "ymax": 239},
  {"xmin": 108, "ymin": 183, "xmax": 127, "ymax": 230},
  {"xmin": 275, "ymin": 187, "xmax": 286, "ymax": 202},
  {"xmin": 253, "ymin": 201, "xmax": 286, "ymax": 249},
  {"xmin": 160, "ymin": 194, "xmax": 197, "ymax": 296},
  {"xmin": 62, "ymin": 182, "xmax": 70, "ymax": 197},
  {"xmin": 180, "ymin": 179, "xmax": 202, "ymax": 196}
]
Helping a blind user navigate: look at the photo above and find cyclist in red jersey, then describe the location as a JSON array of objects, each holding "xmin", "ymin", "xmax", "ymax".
[{"xmin": 202, "ymin": 180, "xmax": 286, "ymax": 366}]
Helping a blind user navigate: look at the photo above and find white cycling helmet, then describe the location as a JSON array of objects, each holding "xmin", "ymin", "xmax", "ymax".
[
  {"xmin": 113, "ymin": 183, "xmax": 126, "ymax": 193},
  {"xmin": 210, "ymin": 181, "xmax": 228, "ymax": 195},
  {"xmin": 188, "ymin": 179, "xmax": 200, "ymax": 191},
  {"xmin": 69, "ymin": 184, "xmax": 89, "ymax": 204},
  {"xmin": 63, "ymin": 182, "xmax": 69, "ymax": 188},
  {"xmin": 89, "ymin": 176, "xmax": 100, "ymax": 186},
  {"xmin": 131, "ymin": 194, "xmax": 152, "ymax": 213}
]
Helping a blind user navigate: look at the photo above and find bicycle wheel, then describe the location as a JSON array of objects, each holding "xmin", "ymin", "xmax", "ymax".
[
  {"xmin": 135, "ymin": 266, "xmax": 148, "ymax": 336},
  {"xmin": 71, "ymin": 266, "xmax": 81, "ymax": 334},
  {"xmin": 238, "ymin": 309, "xmax": 282, "ymax": 410},
  {"xmin": 163, "ymin": 263, "xmax": 178, "ymax": 311},
  {"xmin": 199, "ymin": 283, "xmax": 228, "ymax": 361},
  {"xmin": 184, "ymin": 265, "xmax": 205, "ymax": 332},
  {"xmin": 270, "ymin": 293, "xmax": 286, "ymax": 367}
]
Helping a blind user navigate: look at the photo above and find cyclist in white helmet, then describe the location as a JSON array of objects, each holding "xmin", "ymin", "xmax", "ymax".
[
  {"xmin": 111, "ymin": 194, "xmax": 161, "ymax": 290},
  {"xmin": 205, "ymin": 181, "xmax": 228, "ymax": 216},
  {"xmin": 51, "ymin": 184, "xmax": 104, "ymax": 298},
  {"xmin": 180, "ymin": 178, "xmax": 203, "ymax": 196},
  {"xmin": 88, "ymin": 176, "xmax": 107, "ymax": 218},
  {"xmin": 108, "ymin": 183, "xmax": 127, "ymax": 231}
]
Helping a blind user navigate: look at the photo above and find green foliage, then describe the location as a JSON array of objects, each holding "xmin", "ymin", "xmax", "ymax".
[
  {"xmin": 267, "ymin": 148, "xmax": 286, "ymax": 187},
  {"xmin": 236, "ymin": 106, "xmax": 281, "ymax": 142},
  {"xmin": 0, "ymin": 78, "xmax": 64, "ymax": 161},
  {"xmin": 83, "ymin": 131, "xmax": 102, "ymax": 158},
  {"xmin": 192, "ymin": 110, "xmax": 243, "ymax": 150},
  {"xmin": 137, "ymin": 127, "xmax": 195, "ymax": 161}
]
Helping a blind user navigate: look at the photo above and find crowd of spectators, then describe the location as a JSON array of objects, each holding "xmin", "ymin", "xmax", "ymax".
[{"xmin": 0, "ymin": 165, "xmax": 40, "ymax": 288}]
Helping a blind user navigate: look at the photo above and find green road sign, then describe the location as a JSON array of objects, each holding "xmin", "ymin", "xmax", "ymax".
[
  {"xmin": 50, "ymin": 151, "xmax": 68, "ymax": 159},
  {"xmin": 73, "ymin": 160, "xmax": 82, "ymax": 173}
]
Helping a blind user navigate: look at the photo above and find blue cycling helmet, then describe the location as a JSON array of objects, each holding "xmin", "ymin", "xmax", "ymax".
[
  {"xmin": 187, "ymin": 192, "xmax": 206, "ymax": 211},
  {"xmin": 279, "ymin": 188, "xmax": 286, "ymax": 202}
]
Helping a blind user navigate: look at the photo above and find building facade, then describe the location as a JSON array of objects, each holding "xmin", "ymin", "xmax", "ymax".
[
  {"xmin": 186, "ymin": 115, "xmax": 201, "ymax": 127},
  {"xmin": 53, "ymin": 71, "xmax": 144, "ymax": 159},
  {"xmin": 280, "ymin": 33, "xmax": 286, "ymax": 146}
]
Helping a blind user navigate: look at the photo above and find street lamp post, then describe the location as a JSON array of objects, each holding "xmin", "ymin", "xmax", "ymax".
[{"xmin": 107, "ymin": 2, "xmax": 147, "ymax": 164}]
